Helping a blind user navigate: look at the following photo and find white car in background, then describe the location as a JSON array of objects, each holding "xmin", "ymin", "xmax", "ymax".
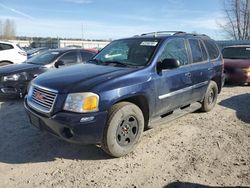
[{"xmin": 0, "ymin": 41, "xmax": 27, "ymax": 66}]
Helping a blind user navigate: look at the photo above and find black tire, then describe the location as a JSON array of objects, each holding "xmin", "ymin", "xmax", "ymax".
[
  {"xmin": 200, "ymin": 81, "xmax": 218, "ymax": 112},
  {"xmin": 102, "ymin": 102, "xmax": 144, "ymax": 157}
]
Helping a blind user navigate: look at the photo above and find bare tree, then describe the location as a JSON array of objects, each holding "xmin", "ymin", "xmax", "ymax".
[
  {"xmin": 219, "ymin": 0, "xmax": 250, "ymax": 40},
  {"xmin": 3, "ymin": 19, "xmax": 16, "ymax": 40}
]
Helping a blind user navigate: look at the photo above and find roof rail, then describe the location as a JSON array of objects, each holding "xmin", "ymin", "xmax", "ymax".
[
  {"xmin": 138, "ymin": 31, "xmax": 211, "ymax": 38},
  {"xmin": 140, "ymin": 31, "xmax": 186, "ymax": 37}
]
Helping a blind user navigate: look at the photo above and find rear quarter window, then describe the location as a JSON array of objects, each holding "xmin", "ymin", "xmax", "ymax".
[{"xmin": 203, "ymin": 40, "xmax": 220, "ymax": 60}]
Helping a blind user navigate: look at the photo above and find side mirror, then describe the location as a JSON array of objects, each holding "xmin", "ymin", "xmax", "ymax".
[
  {"xmin": 157, "ymin": 58, "xmax": 180, "ymax": 71},
  {"xmin": 54, "ymin": 60, "xmax": 64, "ymax": 68}
]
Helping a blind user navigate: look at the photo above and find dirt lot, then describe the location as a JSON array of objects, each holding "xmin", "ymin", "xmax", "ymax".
[{"xmin": 0, "ymin": 86, "xmax": 249, "ymax": 188}]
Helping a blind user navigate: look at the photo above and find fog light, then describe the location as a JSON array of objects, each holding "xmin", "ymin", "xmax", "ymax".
[{"xmin": 80, "ymin": 116, "xmax": 95, "ymax": 123}]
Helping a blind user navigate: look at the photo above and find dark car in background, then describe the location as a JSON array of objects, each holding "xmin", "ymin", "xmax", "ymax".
[
  {"xmin": 0, "ymin": 48, "xmax": 96, "ymax": 98},
  {"xmin": 27, "ymin": 47, "xmax": 49, "ymax": 59},
  {"xmin": 223, "ymin": 45, "xmax": 250, "ymax": 85},
  {"xmin": 24, "ymin": 31, "xmax": 224, "ymax": 157}
]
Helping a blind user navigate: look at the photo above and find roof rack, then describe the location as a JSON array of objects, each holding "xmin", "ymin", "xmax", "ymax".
[
  {"xmin": 138, "ymin": 31, "xmax": 211, "ymax": 38},
  {"xmin": 140, "ymin": 31, "xmax": 186, "ymax": 37}
]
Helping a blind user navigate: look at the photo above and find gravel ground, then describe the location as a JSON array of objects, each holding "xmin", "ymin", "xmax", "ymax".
[{"xmin": 0, "ymin": 86, "xmax": 249, "ymax": 188}]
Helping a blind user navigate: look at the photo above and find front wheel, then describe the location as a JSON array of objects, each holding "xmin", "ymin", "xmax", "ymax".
[
  {"xmin": 200, "ymin": 81, "xmax": 218, "ymax": 112},
  {"xmin": 102, "ymin": 102, "xmax": 144, "ymax": 157}
]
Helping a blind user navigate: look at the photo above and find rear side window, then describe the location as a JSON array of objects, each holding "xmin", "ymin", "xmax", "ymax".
[
  {"xmin": 200, "ymin": 40, "xmax": 208, "ymax": 60},
  {"xmin": 188, "ymin": 39, "xmax": 203, "ymax": 63},
  {"xmin": 159, "ymin": 38, "xmax": 189, "ymax": 66},
  {"xmin": 203, "ymin": 40, "xmax": 220, "ymax": 60},
  {"xmin": 189, "ymin": 39, "xmax": 208, "ymax": 63},
  {"xmin": 0, "ymin": 43, "xmax": 14, "ymax": 51}
]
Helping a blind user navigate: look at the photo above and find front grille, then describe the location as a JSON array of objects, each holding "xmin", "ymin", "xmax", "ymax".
[{"xmin": 30, "ymin": 86, "xmax": 57, "ymax": 113}]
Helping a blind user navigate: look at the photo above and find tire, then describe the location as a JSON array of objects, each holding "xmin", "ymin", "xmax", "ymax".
[
  {"xmin": 200, "ymin": 81, "xmax": 218, "ymax": 112},
  {"xmin": 102, "ymin": 102, "xmax": 144, "ymax": 157}
]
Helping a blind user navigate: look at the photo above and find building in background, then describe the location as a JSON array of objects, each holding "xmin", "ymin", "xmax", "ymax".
[{"xmin": 9, "ymin": 37, "xmax": 110, "ymax": 50}]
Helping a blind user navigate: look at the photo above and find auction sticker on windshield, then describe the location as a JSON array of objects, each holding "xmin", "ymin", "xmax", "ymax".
[{"xmin": 140, "ymin": 41, "xmax": 158, "ymax": 46}]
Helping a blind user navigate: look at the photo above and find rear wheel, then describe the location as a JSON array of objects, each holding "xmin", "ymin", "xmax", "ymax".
[
  {"xmin": 200, "ymin": 81, "xmax": 218, "ymax": 112},
  {"xmin": 102, "ymin": 102, "xmax": 144, "ymax": 157}
]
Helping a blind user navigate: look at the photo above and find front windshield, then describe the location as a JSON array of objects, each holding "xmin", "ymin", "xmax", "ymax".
[
  {"xmin": 26, "ymin": 51, "xmax": 60, "ymax": 65},
  {"xmin": 91, "ymin": 38, "xmax": 160, "ymax": 67},
  {"xmin": 222, "ymin": 47, "xmax": 250, "ymax": 59}
]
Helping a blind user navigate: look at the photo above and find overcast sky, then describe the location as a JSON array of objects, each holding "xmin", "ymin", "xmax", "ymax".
[{"xmin": 0, "ymin": 0, "xmax": 227, "ymax": 40}]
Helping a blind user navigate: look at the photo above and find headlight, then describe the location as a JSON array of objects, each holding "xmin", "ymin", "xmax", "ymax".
[
  {"xmin": 63, "ymin": 92, "xmax": 99, "ymax": 113},
  {"xmin": 2, "ymin": 72, "xmax": 27, "ymax": 81}
]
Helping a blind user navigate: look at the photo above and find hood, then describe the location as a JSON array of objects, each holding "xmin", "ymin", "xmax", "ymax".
[
  {"xmin": 33, "ymin": 64, "xmax": 137, "ymax": 93},
  {"xmin": 0, "ymin": 63, "xmax": 41, "ymax": 76},
  {"xmin": 224, "ymin": 58, "xmax": 250, "ymax": 68}
]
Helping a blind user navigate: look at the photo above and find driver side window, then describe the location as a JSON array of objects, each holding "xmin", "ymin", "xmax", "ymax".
[{"xmin": 159, "ymin": 38, "xmax": 189, "ymax": 66}]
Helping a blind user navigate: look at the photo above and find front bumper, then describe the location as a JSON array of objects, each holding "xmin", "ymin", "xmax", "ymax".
[
  {"xmin": 225, "ymin": 72, "xmax": 250, "ymax": 84},
  {"xmin": 24, "ymin": 97, "xmax": 108, "ymax": 145}
]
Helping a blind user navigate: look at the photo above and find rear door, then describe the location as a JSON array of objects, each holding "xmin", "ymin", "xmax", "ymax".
[
  {"xmin": 154, "ymin": 38, "xmax": 193, "ymax": 116},
  {"xmin": 187, "ymin": 38, "xmax": 211, "ymax": 101}
]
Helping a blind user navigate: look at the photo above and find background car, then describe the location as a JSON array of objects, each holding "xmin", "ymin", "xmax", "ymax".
[
  {"xmin": 0, "ymin": 41, "xmax": 27, "ymax": 66},
  {"xmin": 27, "ymin": 47, "xmax": 49, "ymax": 59},
  {"xmin": 223, "ymin": 45, "xmax": 250, "ymax": 85},
  {"xmin": 0, "ymin": 48, "xmax": 96, "ymax": 98}
]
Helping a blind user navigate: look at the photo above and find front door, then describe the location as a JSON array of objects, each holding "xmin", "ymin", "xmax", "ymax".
[{"xmin": 153, "ymin": 38, "xmax": 193, "ymax": 116}]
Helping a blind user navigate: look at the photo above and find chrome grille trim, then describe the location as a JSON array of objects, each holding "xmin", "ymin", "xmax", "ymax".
[{"xmin": 28, "ymin": 85, "xmax": 58, "ymax": 113}]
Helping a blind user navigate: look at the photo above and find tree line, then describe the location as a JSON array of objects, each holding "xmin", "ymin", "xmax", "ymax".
[{"xmin": 0, "ymin": 19, "xmax": 16, "ymax": 40}]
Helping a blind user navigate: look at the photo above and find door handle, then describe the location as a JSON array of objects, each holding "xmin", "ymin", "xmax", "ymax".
[
  {"xmin": 185, "ymin": 72, "xmax": 191, "ymax": 77},
  {"xmin": 208, "ymin": 67, "xmax": 213, "ymax": 71}
]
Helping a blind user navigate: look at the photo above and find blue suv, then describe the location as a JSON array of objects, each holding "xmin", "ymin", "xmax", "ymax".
[{"xmin": 24, "ymin": 31, "xmax": 224, "ymax": 157}]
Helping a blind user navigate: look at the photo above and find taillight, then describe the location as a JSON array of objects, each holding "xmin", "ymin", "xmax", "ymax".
[{"xmin": 18, "ymin": 51, "xmax": 27, "ymax": 56}]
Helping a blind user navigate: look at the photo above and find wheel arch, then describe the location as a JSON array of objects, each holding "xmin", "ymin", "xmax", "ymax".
[
  {"xmin": 211, "ymin": 75, "xmax": 222, "ymax": 93},
  {"xmin": 112, "ymin": 95, "xmax": 150, "ymax": 130}
]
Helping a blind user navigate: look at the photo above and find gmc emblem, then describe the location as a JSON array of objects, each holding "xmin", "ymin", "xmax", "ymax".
[{"xmin": 35, "ymin": 92, "xmax": 44, "ymax": 101}]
